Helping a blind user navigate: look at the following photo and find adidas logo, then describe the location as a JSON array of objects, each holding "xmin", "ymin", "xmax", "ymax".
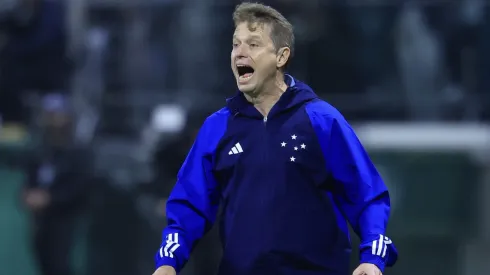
[{"xmin": 228, "ymin": 142, "xmax": 244, "ymax": 155}]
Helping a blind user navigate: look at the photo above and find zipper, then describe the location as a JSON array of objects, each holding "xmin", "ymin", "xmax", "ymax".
[{"xmin": 263, "ymin": 115, "xmax": 269, "ymax": 167}]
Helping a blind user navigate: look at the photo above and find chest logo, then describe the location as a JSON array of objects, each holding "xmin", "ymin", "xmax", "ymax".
[
  {"xmin": 228, "ymin": 142, "xmax": 244, "ymax": 155},
  {"xmin": 280, "ymin": 134, "xmax": 306, "ymax": 162}
]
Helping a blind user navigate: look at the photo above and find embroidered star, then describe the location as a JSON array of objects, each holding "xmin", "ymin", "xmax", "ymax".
[
  {"xmin": 294, "ymin": 146, "xmax": 298, "ymax": 151},
  {"xmin": 301, "ymin": 143, "xmax": 306, "ymax": 149},
  {"xmin": 281, "ymin": 142, "xmax": 287, "ymax": 147},
  {"xmin": 290, "ymin": 156, "xmax": 296, "ymax": 162},
  {"xmin": 291, "ymin": 134, "xmax": 297, "ymax": 140}
]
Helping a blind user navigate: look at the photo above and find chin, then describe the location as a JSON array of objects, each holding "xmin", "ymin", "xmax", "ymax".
[{"xmin": 237, "ymin": 82, "xmax": 256, "ymax": 93}]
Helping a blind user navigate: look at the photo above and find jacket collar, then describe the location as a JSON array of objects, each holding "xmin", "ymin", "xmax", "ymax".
[{"xmin": 226, "ymin": 74, "xmax": 317, "ymax": 119}]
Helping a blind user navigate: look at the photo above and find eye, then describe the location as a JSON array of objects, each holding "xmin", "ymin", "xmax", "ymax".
[{"xmin": 250, "ymin": 43, "xmax": 258, "ymax": 48}]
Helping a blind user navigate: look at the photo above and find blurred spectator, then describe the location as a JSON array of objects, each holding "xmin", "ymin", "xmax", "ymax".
[
  {"xmin": 0, "ymin": 0, "xmax": 70, "ymax": 124},
  {"xmin": 21, "ymin": 94, "xmax": 92, "ymax": 275},
  {"xmin": 477, "ymin": 8, "xmax": 490, "ymax": 120},
  {"xmin": 148, "ymin": 112, "xmax": 221, "ymax": 275},
  {"xmin": 151, "ymin": 117, "xmax": 200, "ymax": 200},
  {"xmin": 345, "ymin": 2, "xmax": 399, "ymax": 92},
  {"xmin": 396, "ymin": 2, "xmax": 444, "ymax": 121},
  {"xmin": 397, "ymin": 0, "xmax": 487, "ymax": 121}
]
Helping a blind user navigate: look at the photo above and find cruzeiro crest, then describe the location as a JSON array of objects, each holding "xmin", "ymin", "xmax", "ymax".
[{"xmin": 280, "ymin": 134, "xmax": 306, "ymax": 162}]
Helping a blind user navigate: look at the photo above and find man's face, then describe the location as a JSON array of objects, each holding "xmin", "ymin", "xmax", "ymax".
[
  {"xmin": 231, "ymin": 22, "xmax": 278, "ymax": 94},
  {"xmin": 41, "ymin": 111, "xmax": 71, "ymax": 145}
]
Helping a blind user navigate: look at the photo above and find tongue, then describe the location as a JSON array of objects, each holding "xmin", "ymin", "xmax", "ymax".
[{"xmin": 242, "ymin": 73, "xmax": 253, "ymax": 78}]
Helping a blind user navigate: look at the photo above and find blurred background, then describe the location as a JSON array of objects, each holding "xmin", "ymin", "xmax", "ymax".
[{"xmin": 0, "ymin": 0, "xmax": 489, "ymax": 275}]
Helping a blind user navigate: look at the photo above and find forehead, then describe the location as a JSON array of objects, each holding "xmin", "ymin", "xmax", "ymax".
[{"xmin": 233, "ymin": 21, "xmax": 272, "ymax": 40}]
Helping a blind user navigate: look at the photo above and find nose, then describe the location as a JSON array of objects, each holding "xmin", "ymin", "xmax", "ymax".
[{"xmin": 234, "ymin": 44, "xmax": 248, "ymax": 58}]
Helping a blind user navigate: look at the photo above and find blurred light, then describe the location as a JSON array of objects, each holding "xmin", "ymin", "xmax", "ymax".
[
  {"xmin": 42, "ymin": 93, "xmax": 69, "ymax": 113},
  {"xmin": 151, "ymin": 104, "xmax": 186, "ymax": 133}
]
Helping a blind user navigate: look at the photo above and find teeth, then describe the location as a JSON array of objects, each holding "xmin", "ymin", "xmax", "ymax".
[{"xmin": 239, "ymin": 73, "xmax": 253, "ymax": 79}]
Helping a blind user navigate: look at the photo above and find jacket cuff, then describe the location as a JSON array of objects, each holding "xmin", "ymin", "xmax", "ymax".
[
  {"xmin": 155, "ymin": 251, "xmax": 180, "ymax": 272},
  {"xmin": 360, "ymin": 252, "xmax": 386, "ymax": 272}
]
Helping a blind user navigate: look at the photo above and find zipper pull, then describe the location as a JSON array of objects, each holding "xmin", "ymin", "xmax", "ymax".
[{"xmin": 263, "ymin": 116, "xmax": 268, "ymax": 123}]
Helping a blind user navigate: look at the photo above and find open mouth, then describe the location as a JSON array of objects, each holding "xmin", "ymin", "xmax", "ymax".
[{"xmin": 237, "ymin": 65, "xmax": 254, "ymax": 81}]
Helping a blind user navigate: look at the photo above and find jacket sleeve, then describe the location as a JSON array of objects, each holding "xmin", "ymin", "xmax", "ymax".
[
  {"xmin": 307, "ymin": 105, "xmax": 398, "ymax": 272},
  {"xmin": 154, "ymin": 114, "xmax": 226, "ymax": 272}
]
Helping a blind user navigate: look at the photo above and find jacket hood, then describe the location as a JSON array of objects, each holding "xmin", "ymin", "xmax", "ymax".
[{"xmin": 226, "ymin": 74, "xmax": 318, "ymax": 118}]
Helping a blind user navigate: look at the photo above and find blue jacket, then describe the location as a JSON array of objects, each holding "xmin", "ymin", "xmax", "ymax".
[{"xmin": 155, "ymin": 75, "xmax": 398, "ymax": 275}]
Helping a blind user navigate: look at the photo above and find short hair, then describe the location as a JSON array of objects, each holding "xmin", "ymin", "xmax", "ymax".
[{"xmin": 233, "ymin": 2, "xmax": 295, "ymax": 60}]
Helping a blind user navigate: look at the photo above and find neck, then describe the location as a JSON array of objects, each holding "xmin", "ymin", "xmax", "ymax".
[{"xmin": 243, "ymin": 72, "xmax": 288, "ymax": 117}]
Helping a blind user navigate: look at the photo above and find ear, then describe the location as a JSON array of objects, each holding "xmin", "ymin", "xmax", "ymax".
[{"xmin": 276, "ymin": 47, "xmax": 291, "ymax": 69}]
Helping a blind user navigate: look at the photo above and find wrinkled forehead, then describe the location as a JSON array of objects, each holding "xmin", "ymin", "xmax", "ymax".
[{"xmin": 233, "ymin": 21, "xmax": 273, "ymax": 40}]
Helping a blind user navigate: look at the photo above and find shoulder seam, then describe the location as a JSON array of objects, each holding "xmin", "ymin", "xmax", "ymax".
[{"xmin": 305, "ymin": 99, "xmax": 344, "ymax": 121}]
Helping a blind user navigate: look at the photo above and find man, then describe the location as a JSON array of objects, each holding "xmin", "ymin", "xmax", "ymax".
[
  {"xmin": 153, "ymin": 3, "xmax": 398, "ymax": 275},
  {"xmin": 0, "ymin": 0, "xmax": 69, "ymax": 123},
  {"xmin": 23, "ymin": 94, "xmax": 91, "ymax": 275}
]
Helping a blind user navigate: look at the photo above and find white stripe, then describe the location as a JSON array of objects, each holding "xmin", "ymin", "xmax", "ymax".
[
  {"xmin": 376, "ymin": 235, "xmax": 384, "ymax": 256},
  {"xmin": 162, "ymin": 233, "xmax": 180, "ymax": 258},
  {"xmin": 228, "ymin": 150, "xmax": 233, "ymax": 155},
  {"xmin": 232, "ymin": 147, "xmax": 238, "ymax": 154},
  {"xmin": 235, "ymin": 143, "xmax": 243, "ymax": 152},
  {"xmin": 370, "ymin": 234, "xmax": 393, "ymax": 258},
  {"xmin": 159, "ymin": 247, "xmax": 163, "ymax": 258},
  {"xmin": 381, "ymin": 243, "xmax": 388, "ymax": 257},
  {"xmin": 168, "ymin": 245, "xmax": 175, "ymax": 258},
  {"xmin": 169, "ymin": 243, "xmax": 180, "ymax": 254},
  {"xmin": 384, "ymin": 236, "xmax": 392, "ymax": 244},
  {"xmin": 163, "ymin": 234, "xmax": 173, "ymax": 257},
  {"xmin": 163, "ymin": 242, "xmax": 173, "ymax": 257}
]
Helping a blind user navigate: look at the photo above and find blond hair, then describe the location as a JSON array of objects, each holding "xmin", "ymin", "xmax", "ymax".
[{"xmin": 233, "ymin": 2, "xmax": 294, "ymax": 60}]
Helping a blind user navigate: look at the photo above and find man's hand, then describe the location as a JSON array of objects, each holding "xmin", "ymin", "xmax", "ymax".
[
  {"xmin": 24, "ymin": 189, "xmax": 51, "ymax": 211},
  {"xmin": 353, "ymin": 263, "xmax": 382, "ymax": 275},
  {"xmin": 152, "ymin": 265, "xmax": 176, "ymax": 275}
]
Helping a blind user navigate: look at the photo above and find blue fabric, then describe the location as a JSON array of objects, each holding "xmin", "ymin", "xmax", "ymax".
[
  {"xmin": 306, "ymin": 101, "xmax": 398, "ymax": 271},
  {"xmin": 156, "ymin": 75, "xmax": 397, "ymax": 274}
]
